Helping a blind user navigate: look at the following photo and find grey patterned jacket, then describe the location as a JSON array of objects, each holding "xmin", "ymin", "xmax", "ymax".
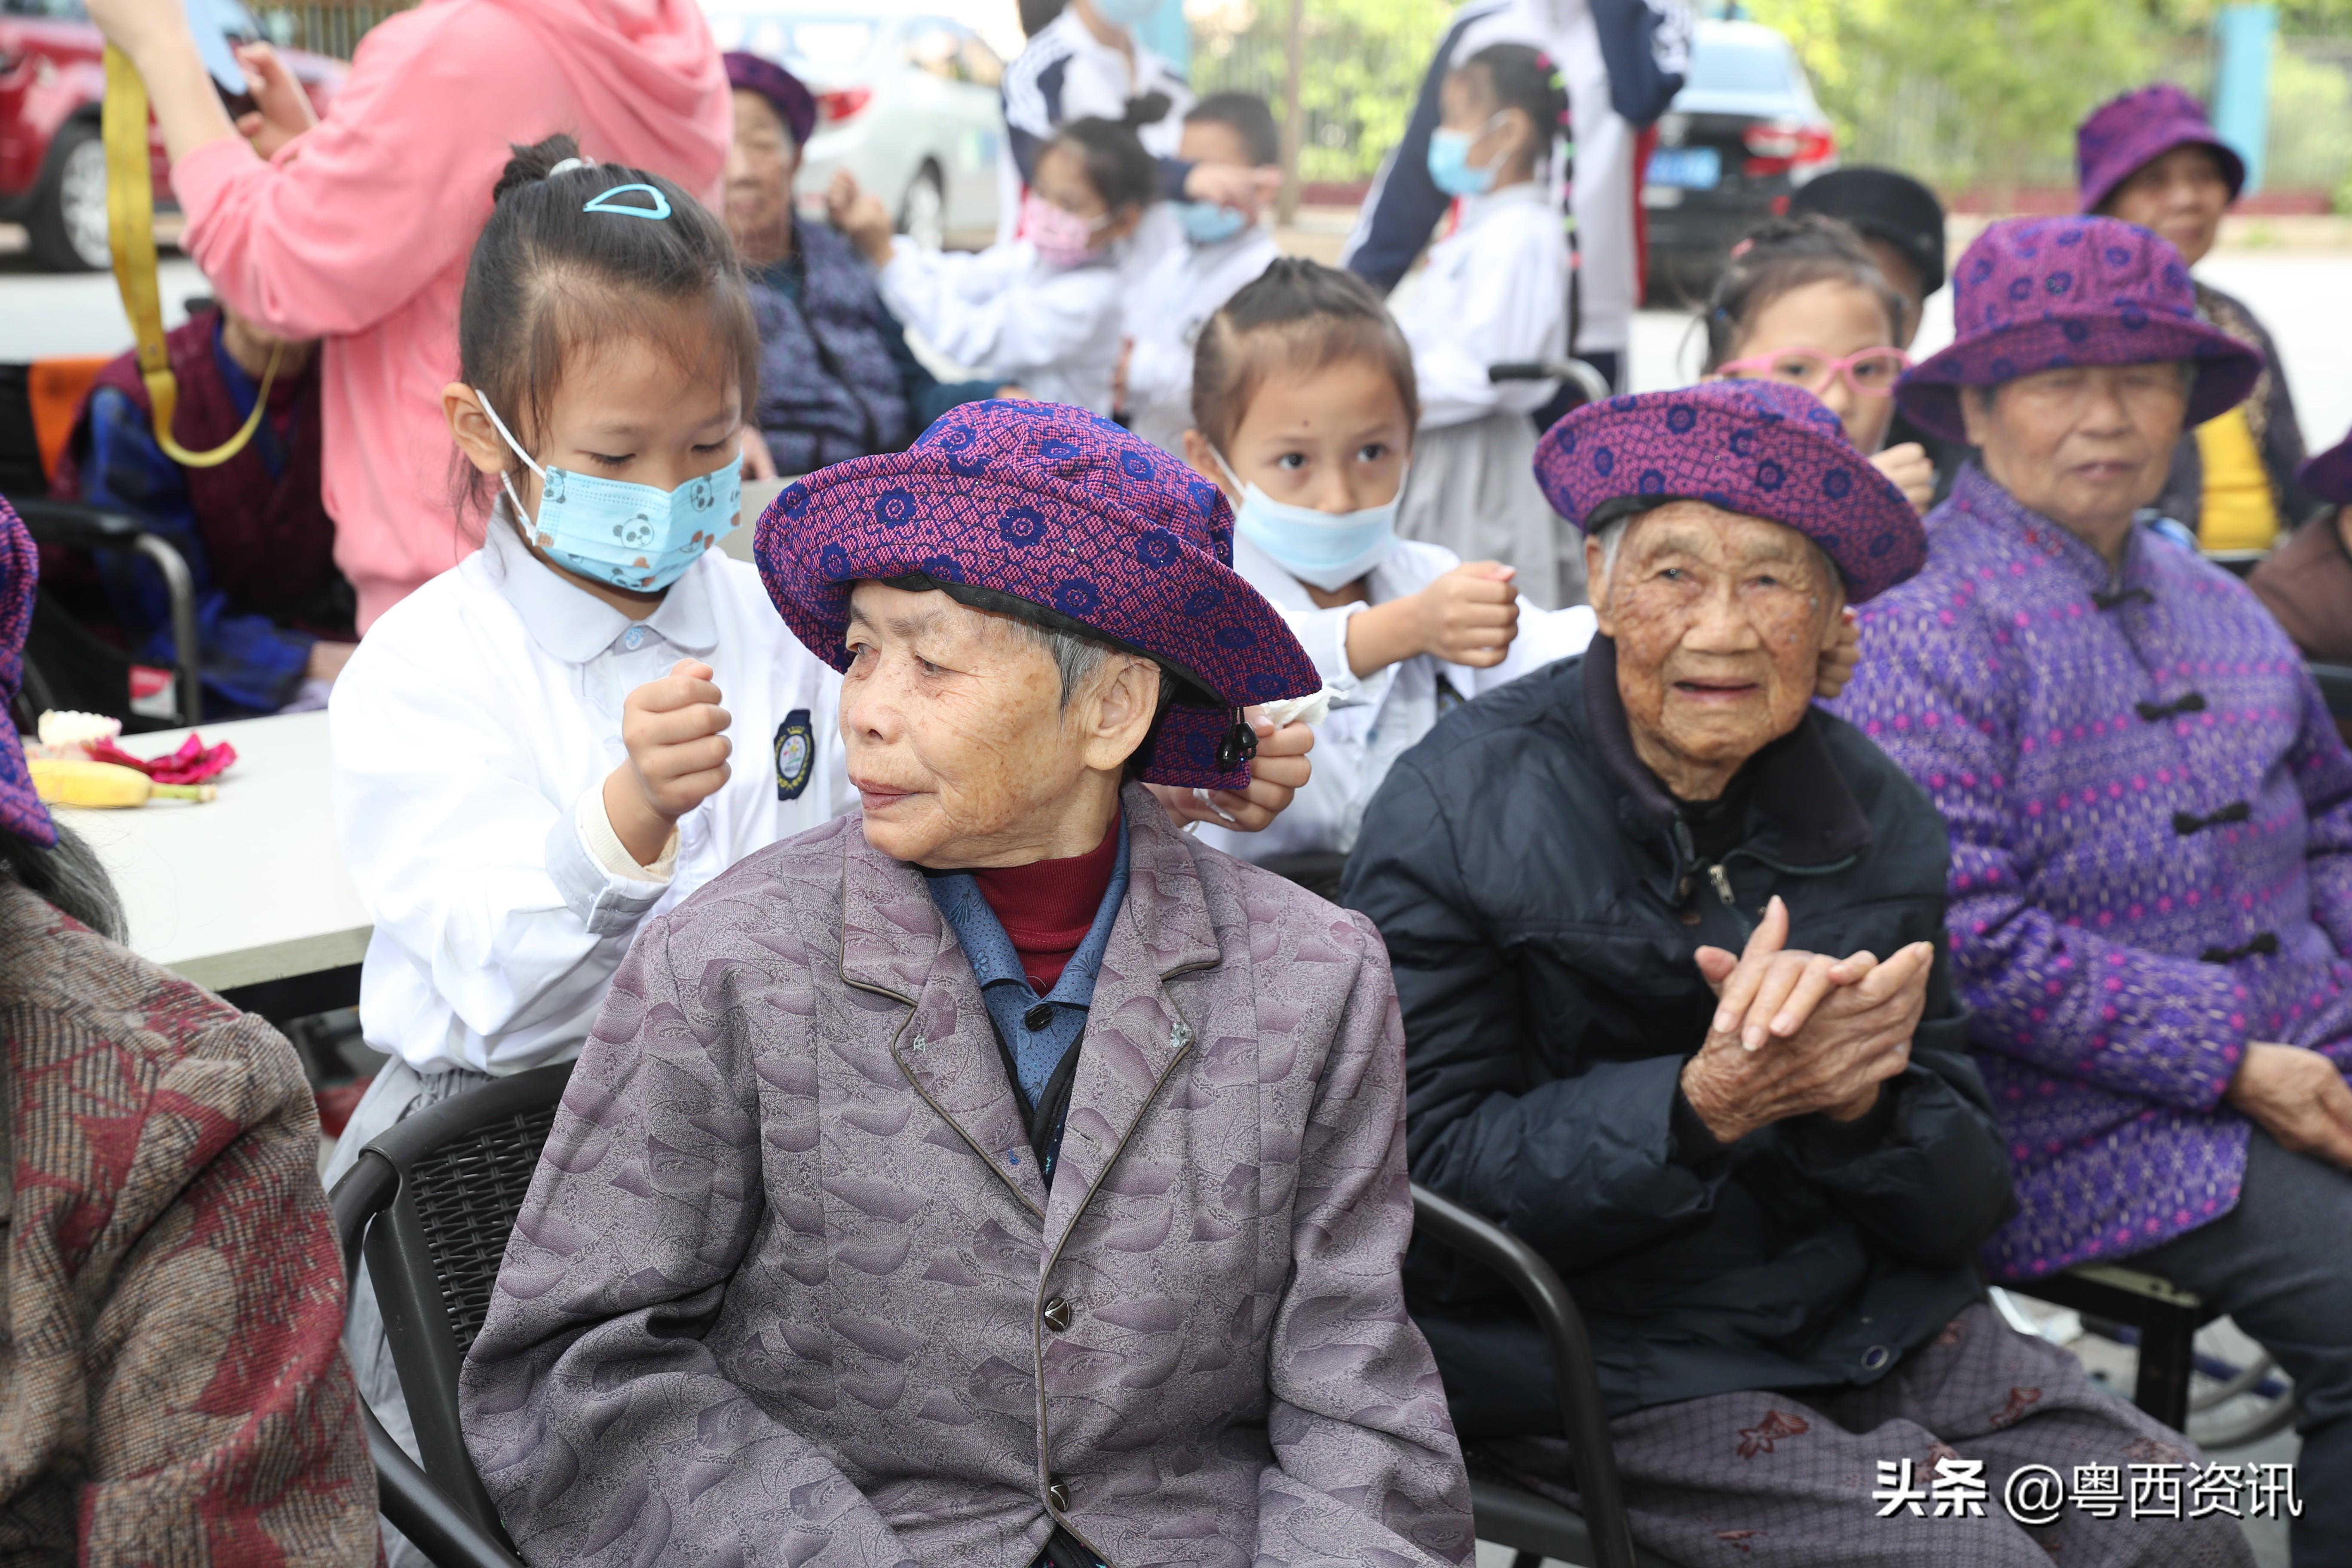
[{"xmin": 459, "ymin": 784, "xmax": 1475, "ymax": 1568}]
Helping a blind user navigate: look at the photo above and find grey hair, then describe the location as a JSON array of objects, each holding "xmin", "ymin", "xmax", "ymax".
[
  {"xmin": 0, "ymin": 820, "xmax": 125, "ymax": 942},
  {"xmin": 1001, "ymin": 617, "xmax": 1179, "ymax": 716}
]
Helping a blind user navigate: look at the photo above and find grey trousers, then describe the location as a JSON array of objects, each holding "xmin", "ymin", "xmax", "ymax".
[
  {"xmin": 326, "ymin": 1059, "xmax": 494, "ymax": 1568},
  {"xmin": 1490, "ymin": 1302, "xmax": 2251, "ymax": 1567},
  {"xmin": 2132, "ymin": 1126, "xmax": 2352, "ymax": 1568}
]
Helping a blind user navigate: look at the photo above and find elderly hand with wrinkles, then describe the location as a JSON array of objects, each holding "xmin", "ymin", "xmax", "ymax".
[{"xmin": 1679, "ymin": 897, "xmax": 1936, "ymax": 1145}]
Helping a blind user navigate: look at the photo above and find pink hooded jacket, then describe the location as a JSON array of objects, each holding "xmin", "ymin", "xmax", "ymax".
[{"xmin": 171, "ymin": 0, "xmax": 730, "ymax": 631}]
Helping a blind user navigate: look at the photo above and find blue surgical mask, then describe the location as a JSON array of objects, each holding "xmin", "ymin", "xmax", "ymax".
[
  {"xmin": 1090, "ymin": 0, "xmax": 1161, "ymax": 27},
  {"xmin": 1427, "ymin": 116, "xmax": 1507, "ymax": 199},
  {"xmin": 1177, "ymin": 199, "xmax": 1249, "ymax": 246},
  {"xmin": 1213, "ymin": 448, "xmax": 1404, "ymax": 592},
  {"xmin": 478, "ymin": 390, "xmax": 740, "ymax": 593}
]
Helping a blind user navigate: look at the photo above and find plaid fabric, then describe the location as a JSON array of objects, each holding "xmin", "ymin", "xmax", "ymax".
[
  {"xmin": 1531, "ymin": 381, "xmax": 1927, "ymax": 604},
  {"xmin": 1491, "ymin": 1303, "xmax": 2250, "ymax": 1567},
  {"xmin": 1897, "ymin": 217, "xmax": 2263, "ymax": 446},
  {"xmin": 2077, "ymin": 84, "xmax": 2246, "ymax": 216},
  {"xmin": 0, "ymin": 879, "xmax": 378, "ymax": 1564}
]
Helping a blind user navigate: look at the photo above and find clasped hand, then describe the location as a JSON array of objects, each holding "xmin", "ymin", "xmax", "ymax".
[{"xmin": 1678, "ymin": 896, "xmax": 1935, "ymax": 1145}]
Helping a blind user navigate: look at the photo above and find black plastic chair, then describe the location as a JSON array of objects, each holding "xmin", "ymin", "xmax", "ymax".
[
  {"xmin": 1411, "ymin": 1184, "xmax": 1681, "ymax": 1568},
  {"xmin": 328, "ymin": 1061, "xmax": 576, "ymax": 1568}
]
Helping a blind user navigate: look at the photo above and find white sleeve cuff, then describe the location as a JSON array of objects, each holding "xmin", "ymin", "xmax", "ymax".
[
  {"xmin": 578, "ymin": 784, "xmax": 678, "ymax": 883},
  {"xmin": 542, "ymin": 784, "xmax": 676, "ymax": 938}
]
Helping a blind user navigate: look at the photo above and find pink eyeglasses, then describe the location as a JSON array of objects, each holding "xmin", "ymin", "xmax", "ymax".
[{"xmin": 1714, "ymin": 346, "xmax": 1912, "ymax": 398}]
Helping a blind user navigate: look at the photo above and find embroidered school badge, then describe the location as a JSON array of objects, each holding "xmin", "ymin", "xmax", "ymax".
[{"xmin": 774, "ymin": 709, "xmax": 815, "ymax": 801}]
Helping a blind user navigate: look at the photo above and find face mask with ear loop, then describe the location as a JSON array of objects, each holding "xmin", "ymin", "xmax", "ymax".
[{"xmin": 1209, "ymin": 447, "xmax": 1407, "ymax": 592}]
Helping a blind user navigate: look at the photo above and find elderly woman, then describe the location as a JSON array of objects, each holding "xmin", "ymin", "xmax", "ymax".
[
  {"xmin": 1835, "ymin": 214, "xmax": 2352, "ymax": 1564},
  {"xmin": 2079, "ymin": 84, "xmax": 2316, "ymax": 548},
  {"xmin": 0, "ymin": 500, "xmax": 377, "ymax": 1561},
  {"xmin": 458, "ymin": 402, "xmax": 1475, "ymax": 1568},
  {"xmin": 1347, "ymin": 381, "xmax": 2243, "ymax": 1567},
  {"xmin": 725, "ymin": 52, "xmax": 1009, "ymax": 473}
]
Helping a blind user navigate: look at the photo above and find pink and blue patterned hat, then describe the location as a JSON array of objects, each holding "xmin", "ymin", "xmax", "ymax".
[
  {"xmin": 2078, "ymin": 84, "xmax": 2245, "ymax": 217},
  {"xmin": 1532, "ymin": 380, "xmax": 1925, "ymax": 604},
  {"xmin": 0, "ymin": 500, "xmax": 53, "ymax": 848},
  {"xmin": 2299, "ymin": 425, "xmax": 2352, "ymax": 506},
  {"xmin": 756, "ymin": 400, "xmax": 1319, "ymax": 790},
  {"xmin": 1894, "ymin": 216, "xmax": 2263, "ymax": 445}
]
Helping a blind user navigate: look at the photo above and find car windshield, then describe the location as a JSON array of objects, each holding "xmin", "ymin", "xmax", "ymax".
[
  {"xmin": 701, "ymin": 10, "xmax": 879, "ymax": 78},
  {"xmin": 1684, "ymin": 35, "xmax": 1796, "ymax": 97}
]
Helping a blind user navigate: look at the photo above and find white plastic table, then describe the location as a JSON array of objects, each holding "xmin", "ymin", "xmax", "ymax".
[{"xmin": 53, "ymin": 710, "xmax": 368, "ymax": 1000}]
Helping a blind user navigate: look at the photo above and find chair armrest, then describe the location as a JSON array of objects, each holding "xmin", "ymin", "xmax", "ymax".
[
  {"xmin": 364, "ymin": 1404, "xmax": 526, "ymax": 1568},
  {"xmin": 1410, "ymin": 1182, "xmax": 1641, "ymax": 1568},
  {"xmin": 329, "ymin": 1148, "xmax": 399, "ymax": 1291},
  {"xmin": 9, "ymin": 496, "xmax": 148, "ymax": 553}
]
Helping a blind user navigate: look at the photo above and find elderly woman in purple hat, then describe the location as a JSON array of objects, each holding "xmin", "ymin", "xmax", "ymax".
[
  {"xmin": 1837, "ymin": 212, "xmax": 2352, "ymax": 1562},
  {"xmin": 458, "ymin": 402, "xmax": 1475, "ymax": 1568},
  {"xmin": 724, "ymin": 51, "xmax": 1016, "ymax": 475},
  {"xmin": 1347, "ymin": 380, "xmax": 2244, "ymax": 1566},
  {"xmin": 2079, "ymin": 83, "xmax": 2316, "ymax": 548}
]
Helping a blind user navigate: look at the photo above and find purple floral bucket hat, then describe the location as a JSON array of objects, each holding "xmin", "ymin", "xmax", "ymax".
[
  {"xmin": 2078, "ymin": 83, "xmax": 2246, "ymax": 216},
  {"xmin": 1894, "ymin": 216, "xmax": 2263, "ymax": 446},
  {"xmin": 1532, "ymin": 380, "xmax": 1926, "ymax": 604},
  {"xmin": 2299, "ymin": 425, "xmax": 2352, "ymax": 506},
  {"xmin": 0, "ymin": 499, "xmax": 53, "ymax": 848},
  {"xmin": 756, "ymin": 400, "xmax": 1319, "ymax": 790}
]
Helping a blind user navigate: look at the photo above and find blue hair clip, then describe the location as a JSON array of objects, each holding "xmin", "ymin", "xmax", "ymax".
[{"xmin": 583, "ymin": 182, "xmax": 671, "ymax": 220}]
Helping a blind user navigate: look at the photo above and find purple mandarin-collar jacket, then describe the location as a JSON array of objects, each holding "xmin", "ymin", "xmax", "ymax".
[
  {"xmin": 1831, "ymin": 464, "xmax": 2352, "ymax": 1282},
  {"xmin": 458, "ymin": 783, "xmax": 1474, "ymax": 1568}
]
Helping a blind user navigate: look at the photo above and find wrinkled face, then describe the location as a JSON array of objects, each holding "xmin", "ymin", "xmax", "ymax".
[
  {"xmin": 1962, "ymin": 362, "xmax": 2191, "ymax": 540},
  {"xmin": 725, "ymin": 89, "xmax": 798, "ymax": 250},
  {"xmin": 1591, "ymin": 502, "xmax": 1845, "ymax": 795},
  {"xmin": 838, "ymin": 582, "xmax": 1158, "ymax": 866},
  {"xmin": 2101, "ymin": 144, "xmax": 2231, "ymax": 266}
]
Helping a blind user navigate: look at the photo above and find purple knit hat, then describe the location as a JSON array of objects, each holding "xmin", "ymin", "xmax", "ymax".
[
  {"xmin": 1532, "ymin": 381, "xmax": 1925, "ymax": 604},
  {"xmin": 725, "ymin": 51, "xmax": 817, "ymax": 148},
  {"xmin": 756, "ymin": 400, "xmax": 1319, "ymax": 790},
  {"xmin": 1894, "ymin": 216, "xmax": 2263, "ymax": 445},
  {"xmin": 2299, "ymin": 426, "xmax": 2352, "ymax": 505},
  {"xmin": 0, "ymin": 500, "xmax": 54, "ymax": 848},
  {"xmin": 2077, "ymin": 84, "xmax": 2246, "ymax": 216}
]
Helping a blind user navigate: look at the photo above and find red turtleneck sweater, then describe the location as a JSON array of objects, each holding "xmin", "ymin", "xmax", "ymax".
[{"xmin": 971, "ymin": 817, "xmax": 1121, "ymax": 994}]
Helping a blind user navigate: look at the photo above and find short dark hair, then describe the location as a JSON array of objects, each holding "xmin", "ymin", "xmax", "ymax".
[
  {"xmin": 0, "ymin": 819, "xmax": 122, "ymax": 941},
  {"xmin": 1191, "ymin": 257, "xmax": 1418, "ymax": 453},
  {"xmin": 1185, "ymin": 92, "xmax": 1279, "ymax": 167},
  {"xmin": 1454, "ymin": 43, "xmax": 1570, "ymax": 167},
  {"xmin": 1701, "ymin": 214, "xmax": 1907, "ymax": 371},
  {"xmin": 453, "ymin": 134, "xmax": 759, "ymax": 524},
  {"xmin": 1050, "ymin": 116, "xmax": 1158, "ymax": 213}
]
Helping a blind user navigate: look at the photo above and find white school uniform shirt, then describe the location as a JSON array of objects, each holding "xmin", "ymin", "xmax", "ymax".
[
  {"xmin": 998, "ymin": 6, "xmax": 1190, "ymax": 243},
  {"xmin": 1393, "ymin": 182, "xmax": 1571, "ymax": 431},
  {"xmin": 1126, "ymin": 224, "xmax": 1283, "ymax": 457},
  {"xmin": 877, "ymin": 236, "xmax": 1124, "ymax": 415},
  {"xmin": 330, "ymin": 512, "xmax": 845, "ymax": 1077},
  {"xmin": 1197, "ymin": 533, "xmax": 1596, "ymax": 861}
]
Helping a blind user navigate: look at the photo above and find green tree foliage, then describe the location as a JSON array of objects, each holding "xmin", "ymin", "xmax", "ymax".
[
  {"xmin": 1749, "ymin": 0, "xmax": 2157, "ymax": 193},
  {"xmin": 1192, "ymin": 0, "xmax": 1452, "ymax": 184}
]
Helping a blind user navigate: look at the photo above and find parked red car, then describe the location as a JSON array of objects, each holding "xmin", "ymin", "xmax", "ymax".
[{"xmin": 0, "ymin": 0, "xmax": 343, "ymax": 272}]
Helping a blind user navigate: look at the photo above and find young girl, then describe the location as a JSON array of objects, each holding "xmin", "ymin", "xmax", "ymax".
[
  {"xmin": 322, "ymin": 138, "xmax": 845, "ymax": 1559},
  {"xmin": 1181, "ymin": 260, "xmax": 1597, "ymax": 885},
  {"xmin": 829, "ymin": 116, "xmax": 1152, "ymax": 415},
  {"xmin": 1702, "ymin": 214, "xmax": 1937, "ymax": 511},
  {"xmin": 1388, "ymin": 43, "xmax": 1580, "ymax": 609}
]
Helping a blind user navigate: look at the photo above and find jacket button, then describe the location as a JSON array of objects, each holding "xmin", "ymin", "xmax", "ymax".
[
  {"xmin": 1862, "ymin": 1344, "xmax": 1892, "ymax": 1372},
  {"xmin": 1046, "ymin": 1479, "xmax": 1070, "ymax": 1512},
  {"xmin": 1024, "ymin": 1002, "xmax": 1055, "ymax": 1031},
  {"xmin": 1042, "ymin": 1296, "xmax": 1072, "ymax": 1332}
]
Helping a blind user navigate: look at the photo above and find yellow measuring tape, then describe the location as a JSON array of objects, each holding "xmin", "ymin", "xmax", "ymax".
[{"xmin": 101, "ymin": 43, "xmax": 279, "ymax": 469}]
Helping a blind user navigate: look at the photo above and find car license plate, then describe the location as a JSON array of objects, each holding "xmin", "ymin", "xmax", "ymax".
[{"xmin": 1646, "ymin": 147, "xmax": 1721, "ymax": 190}]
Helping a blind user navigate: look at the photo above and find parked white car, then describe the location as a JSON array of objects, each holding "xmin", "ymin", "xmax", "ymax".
[{"xmin": 702, "ymin": 1, "xmax": 1008, "ymax": 249}]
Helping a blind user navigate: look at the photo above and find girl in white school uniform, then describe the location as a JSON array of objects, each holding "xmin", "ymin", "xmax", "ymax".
[
  {"xmin": 827, "ymin": 116, "xmax": 1154, "ymax": 416},
  {"xmin": 1179, "ymin": 260, "xmax": 1595, "ymax": 889},
  {"xmin": 321, "ymin": 141, "xmax": 844, "ymax": 1561},
  {"xmin": 1122, "ymin": 92, "xmax": 1284, "ymax": 456},
  {"xmin": 1389, "ymin": 43, "xmax": 1580, "ymax": 608}
]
